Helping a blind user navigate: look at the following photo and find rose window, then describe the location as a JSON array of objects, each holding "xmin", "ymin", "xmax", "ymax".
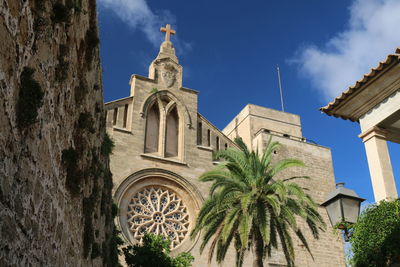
[{"xmin": 127, "ymin": 187, "xmax": 190, "ymax": 249}]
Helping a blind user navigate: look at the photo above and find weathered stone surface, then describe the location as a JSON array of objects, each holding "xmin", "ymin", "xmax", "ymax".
[{"xmin": 0, "ymin": 0, "xmax": 115, "ymax": 266}]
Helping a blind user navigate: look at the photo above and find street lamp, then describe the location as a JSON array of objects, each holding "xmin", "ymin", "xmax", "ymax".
[{"xmin": 321, "ymin": 182, "xmax": 365, "ymax": 241}]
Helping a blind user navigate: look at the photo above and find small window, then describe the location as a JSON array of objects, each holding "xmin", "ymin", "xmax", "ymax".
[
  {"xmin": 113, "ymin": 107, "xmax": 118, "ymax": 125},
  {"xmin": 216, "ymin": 136, "xmax": 220, "ymax": 151},
  {"xmin": 123, "ymin": 104, "xmax": 128, "ymax": 128},
  {"xmin": 207, "ymin": 129, "xmax": 211, "ymax": 147},
  {"xmin": 224, "ymin": 143, "xmax": 228, "ymax": 150},
  {"xmin": 145, "ymin": 103, "xmax": 160, "ymax": 153},
  {"xmin": 197, "ymin": 122, "xmax": 202, "ymax": 145},
  {"xmin": 165, "ymin": 107, "xmax": 179, "ymax": 157},
  {"xmin": 283, "ymin": 134, "xmax": 290, "ymax": 138}
]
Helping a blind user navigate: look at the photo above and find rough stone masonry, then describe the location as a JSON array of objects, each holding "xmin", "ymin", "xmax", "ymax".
[{"xmin": 0, "ymin": 0, "xmax": 117, "ymax": 265}]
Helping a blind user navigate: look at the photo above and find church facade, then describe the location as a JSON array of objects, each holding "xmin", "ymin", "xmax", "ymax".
[{"xmin": 105, "ymin": 25, "xmax": 345, "ymax": 266}]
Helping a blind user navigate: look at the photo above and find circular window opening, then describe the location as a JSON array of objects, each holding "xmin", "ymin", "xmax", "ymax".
[
  {"xmin": 127, "ymin": 186, "xmax": 190, "ymax": 249},
  {"xmin": 116, "ymin": 174, "xmax": 201, "ymax": 252}
]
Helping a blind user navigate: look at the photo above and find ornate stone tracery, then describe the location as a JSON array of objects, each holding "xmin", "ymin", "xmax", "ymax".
[{"xmin": 127, "ymin": 186, "xmax": 189, "ymax": 249}]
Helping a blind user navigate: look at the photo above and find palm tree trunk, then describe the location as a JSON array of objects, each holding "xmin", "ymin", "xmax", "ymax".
[{"xmin": 252, "ymin": 231, "xmax": 264, "ymax": 267}]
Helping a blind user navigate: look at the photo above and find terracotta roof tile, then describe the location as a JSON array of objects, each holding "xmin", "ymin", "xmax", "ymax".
[{"xmin": 320, "ymin": 47, "xmax": 400, "ymax": 120}]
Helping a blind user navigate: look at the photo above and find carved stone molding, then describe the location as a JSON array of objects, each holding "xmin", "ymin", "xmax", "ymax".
[{"xmin": 114, "ymin": 168, "xmax": 203, "ymax": 253}]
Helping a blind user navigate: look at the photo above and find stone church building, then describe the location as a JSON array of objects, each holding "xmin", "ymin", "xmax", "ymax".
[{"xmin": 105, "ymin": 25, "xmax": 345, "ymax": 266}]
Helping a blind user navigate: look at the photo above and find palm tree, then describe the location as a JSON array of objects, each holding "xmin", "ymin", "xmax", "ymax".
[{"xmin": 191, "ymin": 137, "xmax": 325, "ymax": 267}]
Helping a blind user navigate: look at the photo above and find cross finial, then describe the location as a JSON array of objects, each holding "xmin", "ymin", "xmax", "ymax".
[{"xmin": 160, "ymin": 24, "xmax": 176, "ymax": 42}]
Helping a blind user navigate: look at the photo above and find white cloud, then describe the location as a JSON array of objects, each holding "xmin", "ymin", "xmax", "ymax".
[
  {"xmin": 293, "ymin": 0, "xmax": 400, "ymax": 101},
  {"xmin": 98, "ymin": 0, "xmax": 191, "ymax": 53}
]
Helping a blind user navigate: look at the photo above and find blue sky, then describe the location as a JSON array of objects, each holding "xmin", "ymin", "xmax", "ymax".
[{"xmin": 97, "ymin": 0, "xmax": 400, "ymax": 204}]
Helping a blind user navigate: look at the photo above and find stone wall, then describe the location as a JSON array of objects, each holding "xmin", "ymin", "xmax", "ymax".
[
  {"xmin": 0, "ymin": 0, "xmax": 117, "ymax": 265},
  {"xmin": 253, "ymin": 132, "xmax": 346, "ymax": 266}
]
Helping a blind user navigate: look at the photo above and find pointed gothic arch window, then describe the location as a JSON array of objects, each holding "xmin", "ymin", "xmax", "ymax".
[
  {"xmin": 145, "ymin": 102, "xmax": 160, "ymax": 153},
  {"xmin": 207, "ymin": 129, "xmax": 211, "ymax": 147},
  {"xmin": 113, "ymin": 107, "xmax": 118, "ymax": 125},
  {"xmin": 165, "ymin": 106, "xmax": 179, "ymax": 157},
  {"xmin": 197, "ymin": 122, "xmax": 202, "ymax": 145},
  {"xmin": 123, "ymin": 104, "xmax": 128, "ymax": 128}
]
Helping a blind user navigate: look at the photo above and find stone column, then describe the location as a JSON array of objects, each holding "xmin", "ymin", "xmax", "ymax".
[{"xmin": 359, "ymin": 127, "xmax": 398, "ymax": 202}]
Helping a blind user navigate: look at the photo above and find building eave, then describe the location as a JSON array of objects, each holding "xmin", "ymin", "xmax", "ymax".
[{"xmin": 320, "ymin": 48, "xmax": 400, "ymax": 121}]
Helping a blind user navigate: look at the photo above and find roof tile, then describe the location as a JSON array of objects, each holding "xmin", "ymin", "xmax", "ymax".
[{"xmin": 320, "ymin": 47, "xmax": 400, "ymax": 120}]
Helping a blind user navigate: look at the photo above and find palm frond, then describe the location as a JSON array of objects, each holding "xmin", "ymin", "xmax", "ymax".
[
  {"xmin": 268, "ymin": 159, "xmax": 305, "ymax": 178},
  {"xmin": 194, "ymin": 137, "xmax": 325, "ymax": 267}
]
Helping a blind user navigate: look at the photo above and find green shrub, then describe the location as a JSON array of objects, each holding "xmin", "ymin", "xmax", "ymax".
[
  {"xmin": 350, "ymin": 199, "xmax": 400, "ymax": 267},
  {"xmin": 101, "ymin": 134, "xmax": 114, "ymax": 156},
  {"xmin": 123, "ymin": 233, "xmax": 194, "ymax": 267}
]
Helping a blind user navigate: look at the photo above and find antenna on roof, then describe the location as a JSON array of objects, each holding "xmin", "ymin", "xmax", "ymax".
[{"xmin": 277, "ymin": 65, "xmax": 285, "ymax": 112}]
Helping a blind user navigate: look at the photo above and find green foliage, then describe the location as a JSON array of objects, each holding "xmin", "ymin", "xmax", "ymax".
[
  {"xmin": 102, "ymin": 228, "xmax": 123, "ymax": 267},
  {"xmin": 110, "ymin": 230, "xmax": 124, "ymax": 266},
  {"xmin": 123, "ymin": 233, "xmax": 194, "ymax": 267},
  {"xmin": 16, "ymin": 67, "xmax": 44, "ymax": 129},
  {"xmin": 150, "ymin": 88, "xmax": 158, "ymax": 94},
  {"xmin": 82, "ymin": 165, "xmax": 101, "ymax": 258},
  {"xmin": 111, "ymin": 203, "xmax": 119, "ymax": 218},
  {"xmin": 333, "ymin": 220, "xmax": 354, "ymax": 238},
  {"xmin": 349, "ymin": 199, "xmax": 400, "ymax": 267},
  {"xmin": 191, "ymin": 137, "xmax": 325, "ymax": 267},
  {"xmin": 101, "ymin": 133, "xmax": 115, "ymax": 156},
  {"xmin": 173, "ymin": 252, "xmax": 195, "ymax": 267},
  {"xmin": 100, "ymin": 167, "xmax": 113, "ymax": 218},
  {"xmin": 333, "ymin": 221, "xmax": 354, "ymax": 231},
  {"xmin": 101, "ymin": 203, "xmax": 123, "ymax": 267},
  {"xmin": 52, "ymin": 2, "xmax": 70, "ymax": 23},
  {"xmin": 61, "ymin": 147, "xmax": 82, "ymax": 196}
]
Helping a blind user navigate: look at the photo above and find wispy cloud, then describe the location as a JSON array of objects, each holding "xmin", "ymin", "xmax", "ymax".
[
  {"xmin": 293, "ymin": 0, "xmax": 400, "ymax": 101},
  {"xmin": 98, "ymin": 0, "xmax": 191, "ymax": 54}
]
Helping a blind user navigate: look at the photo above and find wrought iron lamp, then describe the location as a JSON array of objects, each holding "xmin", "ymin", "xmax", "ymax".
[{"xmin": 321, "ymin": 182, "xmax": 365, "ymax": 241}]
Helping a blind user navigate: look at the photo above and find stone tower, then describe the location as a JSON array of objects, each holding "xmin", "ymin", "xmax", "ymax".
[{"xmin": 105, "ymin": 25, "xmax": 345, "ymax": 266}]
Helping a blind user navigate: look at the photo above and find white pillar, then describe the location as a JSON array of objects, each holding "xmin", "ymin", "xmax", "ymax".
[{"xmin": 359, "ymin": 127, "xmax": 398, "ymax": 202}]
